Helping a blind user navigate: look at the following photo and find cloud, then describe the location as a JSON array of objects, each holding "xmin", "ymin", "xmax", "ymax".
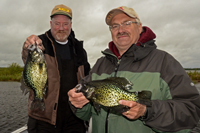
[{"xmin": 0, "ymin": 0, "xmax": 199, "ymax": 68}]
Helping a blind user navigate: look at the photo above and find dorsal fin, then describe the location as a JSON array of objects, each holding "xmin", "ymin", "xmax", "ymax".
[{"xmin": 106, "ymin": 77, "xmax": 133, "ymax": 90}]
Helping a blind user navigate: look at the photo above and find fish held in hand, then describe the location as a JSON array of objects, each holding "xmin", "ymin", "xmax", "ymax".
[
  {"xmin": 20, "ymin": 44, "xmax": 48, "ymax": 111},
  {"xmin": 76, "ymin": 77, "xmax": 152, "ymax": 114}
]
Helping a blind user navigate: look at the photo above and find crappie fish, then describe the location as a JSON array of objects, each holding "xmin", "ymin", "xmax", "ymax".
[
  {"xmin": 20, "ymin": 44, "xmax": 47, "ymax": 111},
  {"xmin": 76, "ymin": 77, "xmax": 152, "ymax": 113}
]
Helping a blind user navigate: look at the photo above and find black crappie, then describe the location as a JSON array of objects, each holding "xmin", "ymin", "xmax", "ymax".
[
  {"xmin": 76, "ymin": 77, "xmax": 152, "ymax": 113},
  {"xmin": 20, "ymin": 44, "xmax": 47, "ymax": 111}
]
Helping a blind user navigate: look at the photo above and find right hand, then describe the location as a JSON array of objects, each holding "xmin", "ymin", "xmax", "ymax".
[
  {"xmin": 24, "ymin": 35, "xmax": 43, "ymax": 50},
  {"xmin": 68, "ymin": 88, "xmax": 89, "ymax": 108}
]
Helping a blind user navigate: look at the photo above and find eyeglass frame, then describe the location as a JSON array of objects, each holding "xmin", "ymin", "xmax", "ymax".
[{"xmin": 109, "ymin": 21, "xmax": 138, "ymax": 31}]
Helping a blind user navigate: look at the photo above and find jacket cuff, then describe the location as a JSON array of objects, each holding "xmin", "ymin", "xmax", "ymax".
[
  {"xmin": 68, "ymin": 101, "xmax": 77, "ymax": 114},
  {"xmin": 139, "ymin": 107, "xmax": 148, "ymax": 121}
]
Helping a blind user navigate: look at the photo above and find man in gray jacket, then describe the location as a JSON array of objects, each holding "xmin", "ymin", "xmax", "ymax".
[{"xmin": 68, "ymin": 6, "xmax": 200, "ymax": 133}]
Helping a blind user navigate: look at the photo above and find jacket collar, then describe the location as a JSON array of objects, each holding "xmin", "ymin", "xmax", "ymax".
[{"xmin": 45, "ymin": 29, "xmax": 85, "ymax": 65}]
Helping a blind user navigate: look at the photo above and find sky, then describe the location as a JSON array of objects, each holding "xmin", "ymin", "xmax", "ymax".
[{"xmin": 0, "ymin": 0, "xmax": 199, "ymax": 68}]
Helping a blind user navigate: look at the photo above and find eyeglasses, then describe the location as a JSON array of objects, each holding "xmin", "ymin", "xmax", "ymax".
[{"xmin": 109, "ymin": 21, "xmax": 138, "ymax": 31}]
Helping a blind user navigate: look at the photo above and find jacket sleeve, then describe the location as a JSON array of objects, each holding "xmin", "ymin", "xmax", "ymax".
[
  {"xmin": 144, "ymin": 53, "xmax": 200, "ymax": 132},
  {"xmin": 69, "ymin": 74, "xmax": 93, "ymax": 121},
  {"xmin": 68, "ymin": 98, "xmax": 92, "ymax": 122},
  {"xmin": 76, "ymin": 103, "xmax": 92, "ymax": 121}
]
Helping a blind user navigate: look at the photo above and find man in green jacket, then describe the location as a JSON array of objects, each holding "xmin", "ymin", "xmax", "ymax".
[{"xmin": 68, "ymin": 6, "xmax": 200, "ymax": 133}]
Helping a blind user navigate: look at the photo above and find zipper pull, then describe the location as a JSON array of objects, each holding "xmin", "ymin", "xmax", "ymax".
[{"xmin": 115, "ymin": 59, "xmax": 121, "ymax": 72}]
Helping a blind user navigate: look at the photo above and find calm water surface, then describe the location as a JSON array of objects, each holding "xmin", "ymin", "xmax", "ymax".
[{"xmin": 0, "ymin": 82, "xmax": 28, "ymax": 133}]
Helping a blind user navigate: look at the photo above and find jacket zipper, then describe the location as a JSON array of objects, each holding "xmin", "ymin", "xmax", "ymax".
[
  {"xmin": 114, "ymin": 59, "xmax": 121, "ymax": 77},
  {"xmin": 102, "ymin": 51, "xmax": 121, "ymax": 133},
  {"xmin": 101, "ymin": 51, "xmax": 121, "ymax": 77}
]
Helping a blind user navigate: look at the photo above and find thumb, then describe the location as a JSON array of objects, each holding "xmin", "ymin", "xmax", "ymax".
[{"xmin": 119, "ymin": 100, "xmax": 126, "ymax": 105}]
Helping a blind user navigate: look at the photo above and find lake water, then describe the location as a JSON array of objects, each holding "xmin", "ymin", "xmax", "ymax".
[{"xmin": 0, "ymin": 82, "xmax": 28, "ymax": 133}]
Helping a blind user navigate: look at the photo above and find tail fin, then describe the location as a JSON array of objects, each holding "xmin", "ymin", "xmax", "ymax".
[
  {"xmin": 30, "ymin": 99, "xmax": 45, "ymax": 111},
  {"xmin": 20, "ymin": 74, "xmax": 30, "ymax": 95},
  {"xmin": 138, "ymin": 91, "xmax": 152, "ymax": 106}
]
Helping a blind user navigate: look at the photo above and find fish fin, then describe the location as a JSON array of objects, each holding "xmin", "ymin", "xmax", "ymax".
[
  {"xmin": 138, "ymin": 99, "xmax": 152, "ymax": 107},
  {"xmin": 43, "ymin": 81, "xmax": 48, "ymax": 96},
  {"xmin": 138, "ymin": 91, "xmax": 152, "ymax": 99},
  {"xmin": 20, "ymin": 74, "xmax": 30, "ymax": 95},
  {"xmin": 30, "ymin": 99, "xmax": 45, "ymax": 111},
  {"xmin": 110, "ymin": 105, "xmax": 130, "ymax": 114},
  {"xmin": 138, "ymin": 91, "xmax": 152, "ymax": 106},
  {"xmin": 107, "ymin": 77, "xmax": 130, "ymax": 84},
  {"xmin": 107, "ymin": 77, "xmax": 133, "ymax": 90},
  {"xmin": 93, "ymin": 102, "xmax": 101, "ymax": 114}
]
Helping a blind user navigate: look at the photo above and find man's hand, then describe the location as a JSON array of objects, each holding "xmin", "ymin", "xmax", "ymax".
[
  {"xmin": 119, "ymin": 100, "xmax": 146, "ymax": 120},
  {"xmin": 24, "ymin": 35, "xmax": 43, "ymax": 50},
  {"xmin": 68, "ymin": 88, "xmax": 89, "ymax": 108}
]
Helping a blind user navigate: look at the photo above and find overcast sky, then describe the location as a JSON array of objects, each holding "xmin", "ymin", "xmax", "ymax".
[{"xmin": 0, "ymin": 0, "xmax": 199, "ymax": 68}]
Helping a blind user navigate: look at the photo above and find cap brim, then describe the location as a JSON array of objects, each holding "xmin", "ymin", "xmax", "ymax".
[
  {"xmin": 50, "ymin": 12, "xmax": 72, "ymax": 19},
  {"xmin": 106, "ymin": 9, "xmax": 137, "ymax": 25}
]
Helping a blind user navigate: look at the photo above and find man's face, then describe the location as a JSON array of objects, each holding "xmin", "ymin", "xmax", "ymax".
[
  {"xmin": 110, "ymin": 13, "xmax": 142, "ymax": 55},
  {"xmin": 50, "ymin": 15, "xmax": 72, "ymax": 42}
]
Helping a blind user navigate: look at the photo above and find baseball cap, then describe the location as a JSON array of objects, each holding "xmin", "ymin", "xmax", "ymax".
[
  {"xmin": 50, "ymin": 4, "xmax": 72, "ymax": 19},
  {"xmin": 105, "ymin": 6, "xmax": 141, "ymax": 25}
]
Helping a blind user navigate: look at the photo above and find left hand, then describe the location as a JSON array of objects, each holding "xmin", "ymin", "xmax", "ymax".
[{"xmin": 119, "ymin": 100, "xmax": 146, "ymax": 120}]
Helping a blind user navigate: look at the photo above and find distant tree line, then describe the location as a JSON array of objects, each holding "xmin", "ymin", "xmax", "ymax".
[{"xmin": 0, "ymin": 63, "xmax": 199, "ymax": 83}]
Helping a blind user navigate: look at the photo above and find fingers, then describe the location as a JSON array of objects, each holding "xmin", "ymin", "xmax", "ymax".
[
  {"xmin": 27, "ymin": 35, "xmax": 42, "ymax": 45},
  {"xmin": 68, "ymin": 88, "xmax": 89, "ymax": 108},
  {"xmin": 119, "ymin": 100, "xmax": 136, "ymax": 108},
  {"xmin": 68, "ymin": 88, "xmax": 84, "ymax": 101},
  {"xmin": 119, "ymin": 100, "xmax": 146, "ymax": 120},
  {"xmin": 24, "ymin": 35, "xmax": 43, "ymax": 49}
]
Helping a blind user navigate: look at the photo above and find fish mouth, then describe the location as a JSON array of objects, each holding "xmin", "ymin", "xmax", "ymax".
[
  {"xmin": 28, "ymin": 44, "xmax": 44, "ymax": 63},
  {"xmin": 75, "ymin": 84, "xmax": 94, "ymax": 98},
  {"xmin": 28, "ymin": 44, "xmax": 43, "ymax": 53},
  {"xmin": 75, "ymin": 84, "xmax": 82, "ymax": 92},
  {"xmin": 28, "ymin": 44, "xmax": 36, "ymax": 51}
]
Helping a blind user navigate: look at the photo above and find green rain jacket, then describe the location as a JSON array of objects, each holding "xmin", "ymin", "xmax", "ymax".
[{"xmin": 73, "ymin": 27, "xmax": 200, "ymax": 133}]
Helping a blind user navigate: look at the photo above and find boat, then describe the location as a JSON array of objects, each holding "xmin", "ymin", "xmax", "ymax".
[{"xmin": 11, "ymin": 125, "xmax": 27, "ymax": 133}]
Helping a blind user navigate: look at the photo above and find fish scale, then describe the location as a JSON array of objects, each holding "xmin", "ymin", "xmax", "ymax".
[
  {"xmin": 94, "ymin": 84, "xmax": 138, "ymax": 107},
  {"xmin": 26, "ymin": 62, "xmax": 47, "ymax": 99},
  {"xmin": 76, "ymin": 77, "xmax": 152, "ymax": 114},
  {"xmin": 20, "ymin": 44, "xmax": 48, "ymax": 111}
]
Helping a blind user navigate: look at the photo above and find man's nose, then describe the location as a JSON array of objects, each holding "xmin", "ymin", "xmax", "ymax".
[
  {"xmin": 59, "ymin": 24, "xmax": 64, "ymax": 30},
  {"xmin": 118, "ymin": 24, "xmax": 125, "ymax": 32}
]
